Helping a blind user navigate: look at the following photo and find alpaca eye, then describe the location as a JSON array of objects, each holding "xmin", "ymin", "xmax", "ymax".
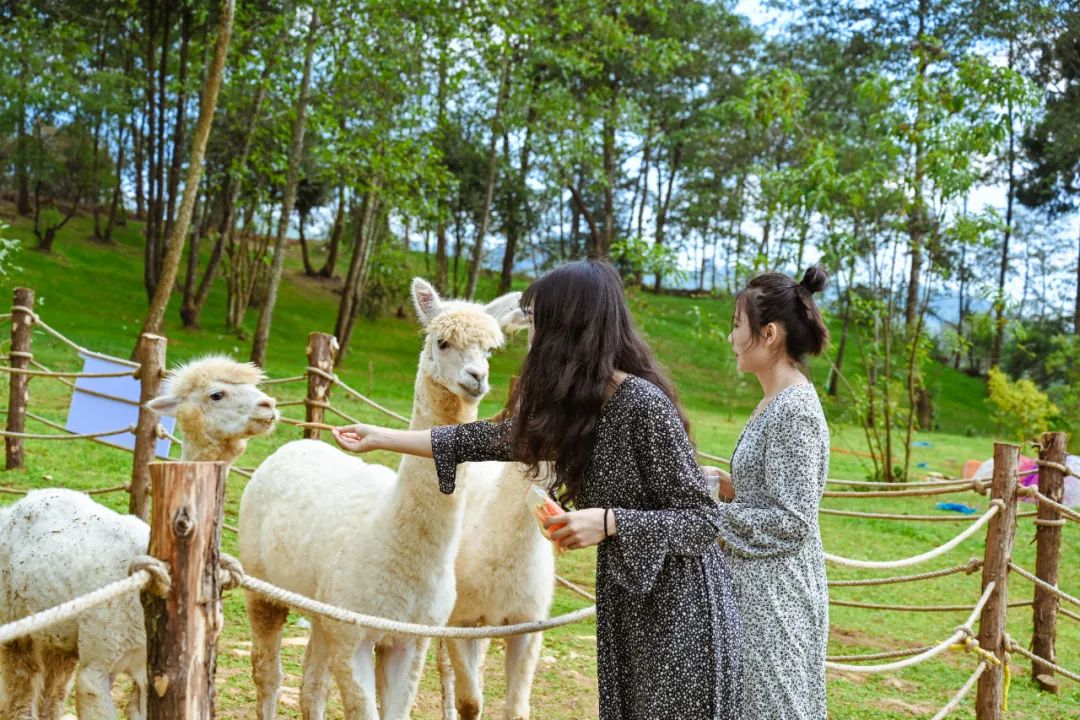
[
  {"xmin": 209, "ymin": 391, "xmax": 225, "ymax": 401},
  {"xmin": 437, "ymin": 340, "xmax": 450, "ymax": 351}
]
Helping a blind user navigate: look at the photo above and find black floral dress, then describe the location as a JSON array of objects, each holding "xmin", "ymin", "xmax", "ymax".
[{"xmin": 431, "ymin": 375, "xmax": 742, "ymax": 719}]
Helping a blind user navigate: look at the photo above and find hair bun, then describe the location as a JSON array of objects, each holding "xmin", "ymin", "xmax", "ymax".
[{"xmin": 800, "ymin": 266, "xmax": 828, "ymax": 294}]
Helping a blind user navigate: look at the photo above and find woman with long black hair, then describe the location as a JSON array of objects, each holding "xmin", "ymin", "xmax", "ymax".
[{"xmin": 333, "ymin": 260, "xmax": 742, "ymax": 719}]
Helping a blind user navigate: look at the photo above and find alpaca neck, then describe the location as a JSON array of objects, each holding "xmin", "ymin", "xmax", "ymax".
[
  {"xmin": 177, "ymin": 426, "xmax": 247, "ymax": 468},
  {"xmin": 387, "ymin": 372, "xmax": 479, "ymax": 530}
]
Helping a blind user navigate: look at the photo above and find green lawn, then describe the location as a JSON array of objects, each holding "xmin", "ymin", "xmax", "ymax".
[{"xmin": 0, "ymin": 211, "xmax": 1077, "ymax": 718}]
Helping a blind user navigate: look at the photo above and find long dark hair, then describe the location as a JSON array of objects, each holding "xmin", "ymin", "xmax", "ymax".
[
  {"xmin": 734, "ymin": 265, "xmax": 830, "ymax": 364},
  {"xmin": 509, "ymin": 260, "xmax": 688, "ymax": 508}
]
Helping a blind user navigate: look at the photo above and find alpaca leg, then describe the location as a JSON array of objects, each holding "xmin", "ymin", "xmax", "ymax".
[
  {"xmin": 446, "ymin": 638, "xmax": 485, "ymax": 720},
  {"xmin": 0, "ymin": 638, "xmax": 44, "ymax": 720},
  {"xmin": 375, "ymin": 637, "xmax": 430, "ymax": 720},
  {"xmin": 502, "ymin": 633, "xmax": 543, "ymax": 720},
  {"xmin": 300, "ymin": 621, "xmax": 332, "ymax": 720},
  {"xmin": 437, "ymin": 641, "xmax": 458, "ymax": 720},
  {"xmin": 329, "ymin": 638, "xmax": 377, "ymax": 720},
  {"xmin": 247, "ymin": 594, "xmax": 290, "ymax": 720},
  {"xmin": 38, "ymin": 648, "xmax": 77, "ymax": 720},
  {"xmin": 74, "ymin": 664, "xmax": 118, "ymax": 719}
]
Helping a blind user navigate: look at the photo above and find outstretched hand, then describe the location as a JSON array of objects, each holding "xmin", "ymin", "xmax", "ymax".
[
  {"xmin": 332, "ymin": 424, "xmax": 381, "ymax": 454},
  {"xmin": 702, "ymin": 465, "xmax": 735, "ymax": 502}
]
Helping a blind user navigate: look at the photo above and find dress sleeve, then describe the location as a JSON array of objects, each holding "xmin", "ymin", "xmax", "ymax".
[
  {"xmin": 608, "ymin": 391, "xmax": 724, "ymax": 594},
  {"xmin": 714, "ymin": 409, "xmax": 823, "ymax": 559},
  {"xmin": 430, "ymin": 419, "xmax": 514, "ymax": 495}
]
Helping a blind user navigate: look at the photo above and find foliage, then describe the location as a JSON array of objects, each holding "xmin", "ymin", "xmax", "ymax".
[{"xmin": 986, "ymin": 366, "xmax": 1060, "ymax": 441}]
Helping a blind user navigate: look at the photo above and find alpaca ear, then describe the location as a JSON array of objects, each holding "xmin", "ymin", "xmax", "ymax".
[
  {"xmin": 146, "ymin": 394, "xmax": 180, "ymax": 416},
  {"xmin": 411, "ymin": 278, "xmax": 442, "ymax": 326},
  {"xmin": 483, "ymin": 291, "xmax": 522, "ymax": 324},
  {"xmin": 497, "ymin": 308, "xmax": 530, "ymax": 334}
]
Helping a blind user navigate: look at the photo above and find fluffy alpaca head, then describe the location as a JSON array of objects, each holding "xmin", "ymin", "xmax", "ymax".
[
  {"xmin": 411, "ymin": 278, "xmax": 528, "ymax": 403},
  {"xmin": 146, "ymin": 356, "xmax": 278, "ymax": 451}
]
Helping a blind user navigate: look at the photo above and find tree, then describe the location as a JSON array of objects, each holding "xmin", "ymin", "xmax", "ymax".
[{"xmin": 140, "ymin": 0, "xmax": 234, "ymax": 338}]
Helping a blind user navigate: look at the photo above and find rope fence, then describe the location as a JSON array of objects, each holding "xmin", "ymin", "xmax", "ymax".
[
  {"xmin": 827, "ymin": 559, "xmax": 982, "ymax": 587},
  {"xmin": 824, "ymin": 501, "xmax": 1002, "ymax": 570},
  {"xmin": 1007, "ymin": 562, "xmax": 1080, "ymax": 609},
  {"xmin": 824, "ymin": 581, "xmax": 997, "ymax": 674},
  {"xmin": 1006, "ymin": 636, "xmax": 1080, "ymax": 684},
  {"xmin": 930, "ymin": 661, "xmax": 988, "ymax": 720},
  {"xmin": 0, "ymin": 557, "xmax": 169, "ymax": 645}
]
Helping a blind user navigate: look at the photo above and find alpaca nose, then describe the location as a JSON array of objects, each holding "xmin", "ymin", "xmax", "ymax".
[
  {"xmin": 258, "ymin": 397, "xmax": 276, "ymax": 410},
  {"xmin": 465, "ymin": 368, "xmax": 485, "ymax": 386}
]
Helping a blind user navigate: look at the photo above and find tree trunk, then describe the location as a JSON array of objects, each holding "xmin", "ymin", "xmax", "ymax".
[
  {"xmin": 143, "ymin": 0, "xmax": 159, "ymax": 299},
  {"xmin": 599, "ymin": 83, "xmax": 619, "ymax": 259},
  {"xmin": 133, "ymin": 111, "xmax": 146, "ymax": 219},
  {"xmin": 250, "ymin": 8, "xmax": 318, "ymax": 367},
  {"xmin": 652, "ymin": 141, "xmax": 682, "ymax": 292},
  {"xmin": 298, "ymin": 217, "xmax": 315, "ymax": 275},
  {"xmin": 334, "ymin": 188, "xmax": 379, "ymax": 359},
  {"xmin": 319, "ymin": 185, "xmax": 345, "ymax": 278},
  {"xmin": 905, "ymin": 0, "xmax": 930, "ymax": 332},
  {"xmin": 104, "ymin": 120, "xmax": 129, "ymax": 243},
  {"xmin": 15, "ymin": 58, "xmax": 31, "ymax": 216},
  {"xmin": 434, "ymin": 24, "xmax": 450, "ymax": 294},
  {"xmin": 465, "ymin": 50, "xmax": 512, "ymax": 300},
  {"xmin": 1074, "ymin": 223, "xmax": 1080, "ymax": 336},
  {"xmin": 163, "ymin": 5, "xmax": 194, "ymax": 246},
  {"xmin": 140, "ymin": 0, "xmax": 234, "ymax": 339},
  {"xmin": 991, "ymin": 54, "xmax": 1015, "ymax": 370},
  {"xmin": 499, "ymin": 100, "xmax": 534, "ymax": 294},
  {"xmin": 184, "ymin": 52, "xmax": 275, "ymax": 329}
]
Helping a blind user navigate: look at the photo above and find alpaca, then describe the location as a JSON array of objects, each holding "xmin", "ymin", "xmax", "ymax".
[
  {"xmin": 238, "ymin": 279, "xmax": 525, "ymax": 720},
  {"xmin": 440, "ymin": 460, "xmax": 555, "ymax": 720},
  {"xmin": 0, "ymin": 356, "xmax": 277, "ymax": 720}
]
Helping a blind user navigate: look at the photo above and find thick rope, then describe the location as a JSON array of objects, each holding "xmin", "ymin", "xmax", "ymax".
[
  {"xmin": 262, "ymin": 375, "xmax": 306, "ymax": 386},
  {"xmin": 825, "ymin": 476, "xmax": 990, "ymax": 489},
  {"xmin": 823, "ymin": 482, "xmax": 988, "ymax": 499},
  {"xmin": 0, "ymin": 425, "xmax": 135, "ymax": 441},
  {"xmin": 19, "ymin": 411, "xmax": 135, "ymax": 455},
  {"xmin": 828, "ymin": 559, "xmax": 982, "ymax": 587},
  {"xmin": 830, "ymin": 598, "xmax": 1032, "ymax": 612},
  {"xmin": 555, "ymin": 575, "xmax": 596, "ymax": 602},
  {"xmin": 929, "ymin": 662, "xmax": 988, "ymax": 720},
  {"xmin": 826, "ymin": 645, "xmax": 936, "ymax": 662},
  {"xmin": 1021, "ymin": 487, "xmax": 1080, "ymax": 524},
  {"xmin": 305, "ymin": 366, "xmax": 410, "ymax": 424},
  {"xmin": 277, "ymin": 417, "xmax": 334, "ymax": 432},
  {"xmin": 824, "ymin": 581, "xmax": 995, "ymax": 673},
  {"xmin": 1007, "ymin": 562, "xmax": 1080, "ymax": 609},
  {"xmin": 1034, "ymin": 458, "xmax": 1079, "ymax": 481},
  {"xmin": 1005, "ymin": 636, "xmax": 1080, "ymax": 684},
  {"xmin": 0, "ymin": 559, "xmax": 169, "ymax": 644},
  {"xmin": 696, "ymin": 450, "xmax": 730, "ymax": 465},
  {"xmin": 819, "ymin": 507, "xmax": 1038, "ymax": 522},
  {"xmin": 1060, "ymin": 607, "xmax": 1080, "ymax": 624},
  {"xmin": 0, "ymin": 366, "xmax": 136, "ymax": 379},
  {"xmin": 324, "ymin": 403, "xmax": 362, "ymax": 426},
  {"xmin": 237, "ymin": 571, "xmax": 595, "ymax": 639},
  {"xmin": 824, "ymin": 501, "xmax": 1002, "ymax": 570},
  {"xmin": 12, "ymin": 307, "xmax": 139, "ymax": 368}
]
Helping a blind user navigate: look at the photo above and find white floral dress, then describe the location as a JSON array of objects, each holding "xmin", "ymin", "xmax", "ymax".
[{"xmin": 715, "ymin": 382, "xmax": 830, "ymax": 719}]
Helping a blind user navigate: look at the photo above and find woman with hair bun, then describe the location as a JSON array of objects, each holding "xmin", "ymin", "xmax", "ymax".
[{"xmin": 704, "ymin": 265, "xmax": 832, "ymax": 719}]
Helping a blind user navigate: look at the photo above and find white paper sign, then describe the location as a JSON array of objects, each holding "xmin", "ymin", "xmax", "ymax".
[{"xmin": 65, "ymin": 353, "xmax": 176, "ymax": 459}]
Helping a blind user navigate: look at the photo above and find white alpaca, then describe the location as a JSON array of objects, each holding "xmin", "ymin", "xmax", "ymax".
[
  {"xmin": 238, "ymin": 279, "xmax": 524, "ymax": 720},
  {"xmin": 440, "ymin": 461, "xmax": 555, "ymax": 720},
  {"xmin": 0, "ymin": 356, "xmax": 277, "ymax": 720}
]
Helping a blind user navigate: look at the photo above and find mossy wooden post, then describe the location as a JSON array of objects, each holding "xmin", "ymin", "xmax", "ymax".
[
  {"xmin": 130, "ymin": 333, "xmax": 167, "ymax": 520},
  {"xmin": 304, "ymin": 332, "xmax": 338, "ymax": 439},
  {"xmin": 976, "ymin": 442, "xmax": 1020, "ymax": 720},
  {"xmin": 143, "ymin": 461, "xmax": 228, "ymax": 719},
  {"xmin": 5, "ymin": 287, "xmax": 34, "ymax": 469},
  {"xmin": 1031, "ymin": 431, "xmax": 1067, "ymax": 693}
]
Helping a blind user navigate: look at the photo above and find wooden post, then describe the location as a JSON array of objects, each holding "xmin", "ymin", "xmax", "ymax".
[
  {"xmin": 976, "ymin": 442, "xmax": 1020, "ymax": 720},
  {"xmin": 304, "ymin": 332, "xmax": 338, "ymax": 439},
  {"xmin": 142, "ymin": 461, "xmax": 228, "ymax": 720},
  {"xmin": 130, "ymin": 333, "xmax": 167, "ymax": 520},
  {"xmin": 5, "ymin": 287, "xmax": 34, "ymax": 470},
  {"xmin": 1031, "ymin": 431, "xmax": 1067, "ymax": 693}
]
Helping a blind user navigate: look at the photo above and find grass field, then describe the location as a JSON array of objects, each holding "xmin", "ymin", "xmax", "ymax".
[{"xmin": 0, "ymin": 212, "xmax": 1077, "ymax": 718}]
